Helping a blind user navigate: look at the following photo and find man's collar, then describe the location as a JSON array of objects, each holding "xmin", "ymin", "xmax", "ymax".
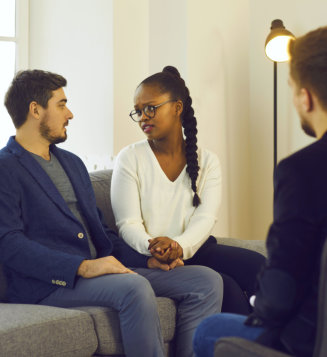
[{"xmin": 6, "ymin": 136, "xmax": 56, "ymax": 157}]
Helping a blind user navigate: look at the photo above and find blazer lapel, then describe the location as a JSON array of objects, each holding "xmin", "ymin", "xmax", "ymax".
[
  {"xmin": 50, "ymin": 145, "xmax": 93, "ymax": 219},
  {"xmin": 21, "ymin": 152, "xmax": 78, "ymax": 220},
  {"xmin": 6, "ymin": 137, "xmax": 78, "ymax": 220}
]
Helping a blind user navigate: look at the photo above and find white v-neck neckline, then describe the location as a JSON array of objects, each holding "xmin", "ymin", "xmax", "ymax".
[{"xmin": 146, "ymin": 141, "xmax": 187, "ymax": 183}]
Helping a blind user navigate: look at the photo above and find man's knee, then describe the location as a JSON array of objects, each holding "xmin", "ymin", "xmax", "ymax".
[{"xmin": 121, "ymin": 274, "xmax": 156, "ymax": 306}]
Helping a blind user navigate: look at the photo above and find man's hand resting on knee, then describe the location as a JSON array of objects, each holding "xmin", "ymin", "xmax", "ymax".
[{"xmin": 77, "ymin": 256, "xmax": 136, "ymax": 278}]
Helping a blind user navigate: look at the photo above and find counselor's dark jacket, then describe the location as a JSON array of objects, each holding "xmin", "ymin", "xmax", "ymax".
[
  {"xmin": 247, "ymin": 133, "xmax": 327, "ymax": 356},
  {"xmin": 0, "ymin": 137, "xmax": 148, "ymax": 304}
]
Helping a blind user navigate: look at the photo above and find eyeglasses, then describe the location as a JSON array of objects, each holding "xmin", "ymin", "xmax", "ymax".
[{"xmin": 129, "ymin": 99, "xmax": 176, "ymax": 122}]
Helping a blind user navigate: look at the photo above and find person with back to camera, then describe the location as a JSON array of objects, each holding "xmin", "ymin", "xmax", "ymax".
[
  {"xmin": 111, "ymin": 66, "xmax": 266, "ymax": 314},
  {"xmin": 193, "ymin": 26, "xmax": 327, "ymax": 357},
  {"xmin": 0, "ymin": 69, "xmax": 224, "ymax": 357}
]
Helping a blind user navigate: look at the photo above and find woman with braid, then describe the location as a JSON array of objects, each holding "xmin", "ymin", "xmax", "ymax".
[{"xmin": 111, "ymin": 66, "xmax": 265, "ymax": 313}]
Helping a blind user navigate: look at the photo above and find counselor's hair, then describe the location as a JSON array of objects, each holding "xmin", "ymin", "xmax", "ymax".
[
  {"xmin": 4, "ymin": 69, "xmax": 67, "ymax": 128},
  {"xmin": 289, "ymin": 26, "xmax": 327, "ymax": 111},
  {"xmin": 139, "ymin": 66, "xmax": 201, "ymax": 207}
]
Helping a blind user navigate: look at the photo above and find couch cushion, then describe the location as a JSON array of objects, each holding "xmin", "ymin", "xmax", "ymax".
[
  {"xmin": 217, "ymin": 237, "xmax": 267, "ymax": 257},
  {"xmin": 90, "ymin": 169, "xmax": 117, "ymax": 233},
  {"xmin": 73, "ymin": 297, "xmax": 176, "ymax": 355},
  {"xmin": 0, "ymin": 303, "xmax": 97, "ymax": 357}
]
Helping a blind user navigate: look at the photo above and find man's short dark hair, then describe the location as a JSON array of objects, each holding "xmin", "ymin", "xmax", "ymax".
[
  {"xmin": 289, "ymin": 26, "xmax": 327, "ymax": 111},
  {"xmin": 4, "ymin": 70, "xmax": 67, "ymax": 128}
]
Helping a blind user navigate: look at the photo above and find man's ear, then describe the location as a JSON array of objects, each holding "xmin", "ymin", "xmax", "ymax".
[
  {"xmin": 300, "ymin": 88, "xmax": 313, "ymax": 112},
  {"xmin": 29, "ymin": 101, "xmax": 40, "ymax": 119}
]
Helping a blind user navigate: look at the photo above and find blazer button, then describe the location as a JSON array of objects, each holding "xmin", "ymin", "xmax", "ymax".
[
  {"xmin": 62, "ymin": 281, "xmax": 67, "ymax": 287},
  {"xmin": 56, "ymin": 280, "xmax": 60, "ymax": 285},
  {"xmin": 51, "ymin": 280, "xmax": 56, "ymax": 284},
  {"xmin": 78, "ymin": 232, "xmax": 84, "ymax": 239}
]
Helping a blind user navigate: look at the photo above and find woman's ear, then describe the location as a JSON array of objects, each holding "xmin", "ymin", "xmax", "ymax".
[{"xmin": 176, "ymin": 100, "xmax": 183, "ymax": 116}]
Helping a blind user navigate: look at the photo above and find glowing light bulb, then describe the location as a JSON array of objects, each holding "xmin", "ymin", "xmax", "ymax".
[{"xmin": 265, "ymin": 35, "xmax": 293, "ymax": 62}]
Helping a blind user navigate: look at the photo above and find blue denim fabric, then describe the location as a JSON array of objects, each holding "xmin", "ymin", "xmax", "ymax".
[{"xmin": 193, "ymin": 313, "xmax": 264, "ymax": 357}]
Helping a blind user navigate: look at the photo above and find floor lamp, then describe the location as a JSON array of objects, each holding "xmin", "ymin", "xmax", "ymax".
[{"xmin": 265, "ymin": 19, "xmax": 294, "ymax": 170}]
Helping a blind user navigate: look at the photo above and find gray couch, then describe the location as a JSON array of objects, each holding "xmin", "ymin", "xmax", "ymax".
[{"xmin": 0, "ymin": 169, "xmax": 266, "ymax": 357}]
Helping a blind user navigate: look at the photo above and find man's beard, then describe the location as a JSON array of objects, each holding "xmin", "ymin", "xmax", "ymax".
[
  {"xmin": 301, "ymin": 117, "xmax": 316, "ymax": 138},
  {"xmin": 40, "ymin": 118, "xmax": 67, "ymax": 145}
]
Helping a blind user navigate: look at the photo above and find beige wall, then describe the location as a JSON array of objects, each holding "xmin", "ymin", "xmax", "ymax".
[
  {"xmin": 249, "ymin": 0, "xmax": 327, "ymax": 240},
  {"xmin": 113, "ymin": 0, "xmax": 149, "ymax": 154},
  {"xmin": 28, "ymin": 0, "xmax": 327, "ymax": 240},
  {"xmin": 113, "ymin": 0, "xmax": 327, "ymax": 241},
  {"xmin": 113, "ymin": 0, "xmax": 251, "ymax": 239},
  {"xmin": 186, "ymin": 0, "xmax": 250, "ymax": 239}
]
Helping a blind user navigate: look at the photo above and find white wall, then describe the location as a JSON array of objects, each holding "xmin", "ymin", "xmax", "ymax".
[{"xmin": 29, "ymin": 0, "xmax": 114, "ymax": 170}]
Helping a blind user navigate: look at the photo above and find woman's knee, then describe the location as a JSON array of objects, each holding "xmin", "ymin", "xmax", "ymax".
[{"xmin": 186, "ymin": 266, "xmax": 223, "ymax": 302}]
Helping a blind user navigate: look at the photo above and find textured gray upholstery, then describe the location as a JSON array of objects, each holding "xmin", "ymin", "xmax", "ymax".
[
  {"xmin": 72, "ymin": 297, "xmax": 176, "ymax": 356},
  {"xmin": 90, "ymin": 169, "xmax": 118, "ymax": 233},
  {"xmin": 0, "ymin": 303, "xmax": 97, "ymax": 357}
]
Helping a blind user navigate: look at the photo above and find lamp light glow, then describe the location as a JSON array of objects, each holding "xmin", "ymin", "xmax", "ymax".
[
  {"xmin": 265, "ymin": 35, "xmax": 293, "ymax": 62},
  {"xmin": 265, "ymin": 19, "xmax": 294, "ymax": 63}
]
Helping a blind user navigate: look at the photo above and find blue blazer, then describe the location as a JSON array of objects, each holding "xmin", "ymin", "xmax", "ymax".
[{"xmin": 0, "ymin": 137, "xmax": 148, "ymax": 304}]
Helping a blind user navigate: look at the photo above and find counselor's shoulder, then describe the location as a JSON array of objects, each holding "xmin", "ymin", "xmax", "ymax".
[
  {"xmin": 274, "ymin": 134, "xmax": 327, "ymax": 218},
  {"xmin": 114, "ymin": 140, "xmax": 149, "ymax": 169},
  {"xmin": 198, "ymin": 147, "xmax": 221, "ymax": 174},
  {"xmin": 277, "ymin": 134, "xmax": 327, "ymax": 180}
]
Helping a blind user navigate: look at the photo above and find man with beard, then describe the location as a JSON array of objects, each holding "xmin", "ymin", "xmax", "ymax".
[
  {"xmin": 193, "ymin": 26, "xmax": 327, "ymax": 357},
  {"xmin": 0, "ymin": 70, "xmax": 223, "ymax": 357}
]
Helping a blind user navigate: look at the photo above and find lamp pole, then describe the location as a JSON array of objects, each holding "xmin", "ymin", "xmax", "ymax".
[
  {"xmin": 274, "ymin": 61, "xmax": 277, "ymax": 170},
  {"xmin": 265, "ymin": 19, "xmax": 294, "ymax": 172}
]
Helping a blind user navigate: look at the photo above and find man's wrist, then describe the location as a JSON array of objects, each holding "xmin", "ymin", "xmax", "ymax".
[{"xmin": 77, "ymin": 260, "xmax": 89, "ymax": 277}]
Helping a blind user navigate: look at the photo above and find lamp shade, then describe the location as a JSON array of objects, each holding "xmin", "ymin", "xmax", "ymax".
[{"xmin": 265, "ymin": 19, "xmax": 294, "ymax": 62}]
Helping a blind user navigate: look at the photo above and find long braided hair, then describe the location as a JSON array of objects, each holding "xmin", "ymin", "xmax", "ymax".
[{"xmin": 140, "ymin": 66, "xmax": 201, "ymax": 207}]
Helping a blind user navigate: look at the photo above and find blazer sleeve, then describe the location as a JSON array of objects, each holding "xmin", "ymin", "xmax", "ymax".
[
  {"xmin": 0, "ymin": 166, "xmax": 85, "ymax": 288},
  {"xmin": 68, "ymin": 152, "xmax": 150, "ymax": 269},
  {"xmin": 248, "ymin": 158, "xmax": 318, "ymax": 326},
  {"xmin": 96, "ymin": 208, "xmax": 149, "ymax": 268}
]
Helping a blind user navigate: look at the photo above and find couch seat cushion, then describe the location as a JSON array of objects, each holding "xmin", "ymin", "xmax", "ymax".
[
  {"xmin": 0, "ymin": 303, "xmax": 97, "ymax": 357},
  {"xmin": 74, "ymin": 297, "xmax": 176, "ymax": 355}
]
